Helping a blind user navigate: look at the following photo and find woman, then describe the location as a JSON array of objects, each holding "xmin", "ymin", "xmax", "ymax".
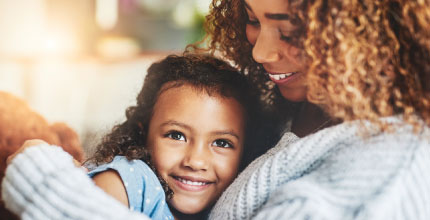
[
  {"xmin": 2, "ymin": 0, "xmax": 430, "ymax": 219},
  {"xmin": 204, "ymin": 0, "xmax": 430, "ymax": 219}
]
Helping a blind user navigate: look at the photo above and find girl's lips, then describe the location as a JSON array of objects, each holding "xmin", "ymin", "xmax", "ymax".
[
  {"xmin": 171, "ymin": 176, "xmax": 213, "ymax": 192},
  {"xmin": 267, "ymin": 72, "xmax": 301, "ymax": 84}
]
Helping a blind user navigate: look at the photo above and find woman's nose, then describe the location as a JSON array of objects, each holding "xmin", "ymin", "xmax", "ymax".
[
  {"xmin": 252, "ymin": 28, "xmax": 281, "ymax": 64},
  {"xmin": 182, "ymin": 142, "xmax": 209, "ymax": 171}
]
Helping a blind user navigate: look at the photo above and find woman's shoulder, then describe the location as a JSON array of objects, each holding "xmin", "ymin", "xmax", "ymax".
[
  {"xmin": 210, "ymin": 117, "xmax": 430, "ymax": 219},
  {"xmin": 252, "ymin": 117, "xmax": 430, "ymax": 219}
]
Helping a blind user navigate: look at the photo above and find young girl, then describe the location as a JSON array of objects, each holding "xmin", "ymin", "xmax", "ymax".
[{"xmin": 86, "ymin": 54, "xmax": 269, "ymax": 219}]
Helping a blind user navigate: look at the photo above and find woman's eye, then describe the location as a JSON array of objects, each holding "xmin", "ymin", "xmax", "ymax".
[
  {"xmin": 279, "ymin": 31, "xmax": 293, "ymax": 42},
  {"xmin": 165, "ymin": 131, "xmax": 186, "ymax": 141},
  {"xmin": 280, "ymin": 34, "xmax": 292, "ymax": 42},
  {"xmin": 212, "ymin": 139, "xmax": 234, "ymax": 148},
  {"xmin": 246, "ymin": 18, "xmax": 260, "ymax": 27}
]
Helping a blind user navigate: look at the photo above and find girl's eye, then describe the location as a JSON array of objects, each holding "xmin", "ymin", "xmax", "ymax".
[
  {"xmin": 212, "ymin": 139, "xmax": 234, "ymax": 148},
  {"xmin": 246, "ymin": 18, "xmax": 260, "ymax": 27},
  {"xmin": 165, "ymin": 131, "xmax": 186, "ymax": 141}
]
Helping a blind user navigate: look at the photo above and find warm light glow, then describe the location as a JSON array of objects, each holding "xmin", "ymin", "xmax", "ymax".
[
  {"xmin": 96, "ymin": 36, "xmax": 140, "ymax": 59},
  {"xmin": 0, "ymin": 0, "xmax": 83, "ymax": 58},
  {"xmin": 96, "ymin": 0, "xmax": 118, "ymax": 30},
  {"xmin": 0, "ymin": 0, "xmax": 46, "ymax": 58},
  {"xmin": 42, "ymin": 29, "xmax": 79, "ymax": 56}
]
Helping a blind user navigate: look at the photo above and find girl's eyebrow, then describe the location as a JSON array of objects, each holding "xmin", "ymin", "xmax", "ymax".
[
  {"xmin": 244, "ymin": 1, "xmax": 290, "ymax": 20},
  {"xmin": 160, "ymin": 120, "xmax": 192, "ymax": 130},
  {"xmin": 212, "ymin": 131, "xmax": 241, "ymax": 141}
]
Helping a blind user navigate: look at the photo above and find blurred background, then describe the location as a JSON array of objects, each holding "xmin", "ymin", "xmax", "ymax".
[{"xmin": 0, "ymin": 0, "xmax": 211, "ymax": 156}]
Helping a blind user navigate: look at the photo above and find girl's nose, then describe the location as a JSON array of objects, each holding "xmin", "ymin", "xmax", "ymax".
[
  {"xmin": 252, "ymin": 28, "xmax": 281, "ymax": 64},
  {"xmin": 182, "ymin": 142, "xmax": 209, "ymax": 171}
]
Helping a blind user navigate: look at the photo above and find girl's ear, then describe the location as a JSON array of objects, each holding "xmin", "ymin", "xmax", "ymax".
[{"xmin": 50, "ymin": 122, "xmax": 84, "ymax": 162}]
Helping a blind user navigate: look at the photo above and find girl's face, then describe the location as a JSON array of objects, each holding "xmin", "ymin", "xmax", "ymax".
[
  {"xmin": 146, "ymin": 84, "xmax": 245, "ymax": 216},
  {"xmin": 245, "ymin": 0, "xmax": 307, "ymax": 102}
]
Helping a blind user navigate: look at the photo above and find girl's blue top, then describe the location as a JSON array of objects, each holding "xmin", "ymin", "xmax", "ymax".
[{"xmin": 88, "ymin": 156, "xmax": 174, "ymax": 220}]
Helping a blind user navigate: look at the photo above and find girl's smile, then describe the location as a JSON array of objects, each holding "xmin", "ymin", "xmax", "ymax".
[
  {"xmin": 171, "ymin": 175, "xmax": 213, "ymax": 192},
  {"xmin": 146, "ymin": 83, "xmax": 245, "ymax": 216}
]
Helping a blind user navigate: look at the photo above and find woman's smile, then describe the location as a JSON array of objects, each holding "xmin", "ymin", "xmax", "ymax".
[
  {"xmin": 245, "ymin": 0, "xmax": 308, "ymax": 102},
  {"xmin": 267, "ymin": 71, "xmax": 303, "ymax": 85}
]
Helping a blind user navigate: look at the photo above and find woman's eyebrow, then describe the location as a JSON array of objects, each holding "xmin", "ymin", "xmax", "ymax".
[
  {"xmin": 264, "ymin": 13, "xmax": 290, "ymax": 20},
  {"xmin": 244, "ymin": 1, "xmax": 289, "ymax": 20}
]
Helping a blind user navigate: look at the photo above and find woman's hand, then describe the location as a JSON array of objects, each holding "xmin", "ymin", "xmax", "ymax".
[
  {"xmin": 6, "ymin": 139, "xmax": 47, "ymax": 165},
  {"xmin": 6, "ymin": 139, "xmax": 84, "ymax": 169}
]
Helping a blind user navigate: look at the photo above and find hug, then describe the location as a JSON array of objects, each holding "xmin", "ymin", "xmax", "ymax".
[{"xmin": 1, "ymin": 0, "xmax": 429, "ymax": 219}]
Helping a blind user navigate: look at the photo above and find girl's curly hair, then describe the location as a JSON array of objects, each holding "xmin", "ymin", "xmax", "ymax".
[
  {"xmin": 199, "ymin": 0, "xmax": 430, "ymax": 130},
  {"xmin": 88, "ymin": 54, "xmax": 278, "ymax": 199}
]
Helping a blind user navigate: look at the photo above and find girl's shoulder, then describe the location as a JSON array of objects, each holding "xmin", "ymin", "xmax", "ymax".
[
  {"xmin": 88, "ymin": 156, "xmax": 173, "ymax": 219},
  {"xmin": 88, "ymin": 156, "xmax": 159, "ymax": 185}
]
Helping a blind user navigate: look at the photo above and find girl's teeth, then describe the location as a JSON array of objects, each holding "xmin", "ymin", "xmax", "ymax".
[{"xmin": 177, "ymin": 177, "xmax": 206, "ymax": 186}]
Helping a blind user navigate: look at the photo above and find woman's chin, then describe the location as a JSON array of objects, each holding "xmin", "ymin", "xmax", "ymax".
[{"xmin": 279, "ymin": 90, "xmax": 307, "ymax": 102}]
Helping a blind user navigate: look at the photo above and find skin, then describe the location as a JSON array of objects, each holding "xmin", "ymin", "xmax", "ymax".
[
  {"xmin": 94, "ymin": 84, "xmax": 245, "ymax": 219},
  {"xmin": 147, "ymin": 85, "xmax": 245, "ymax": 218},
  {"xmin": 244, "ymin": 0, "xmax": 333, "ymax": 137},
  {"xmin": 244, "ymin": 0, "xmax": 307, "ymax": 102}
]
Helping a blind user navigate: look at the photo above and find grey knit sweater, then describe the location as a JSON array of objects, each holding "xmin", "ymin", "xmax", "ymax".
[
  {"xmin": 209, "ymin": 117, "xmax": 430, "ymax": 219},
  {"xmin": 2, "ymin": 117, "xmax": 430, "ymax": 220}
]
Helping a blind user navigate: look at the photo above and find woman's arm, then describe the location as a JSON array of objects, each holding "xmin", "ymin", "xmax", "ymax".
[{"xmin": 1, "ymin": 143, "xmax": 149, "ymax": 220}]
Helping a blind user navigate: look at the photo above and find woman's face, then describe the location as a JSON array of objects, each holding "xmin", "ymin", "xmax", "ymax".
[
  {"xmin": 245, "ymin": 0, "xmax": 307, "ymax": 102},
  {"xmin": 146, "ymin": 84, "xmax": 245, "ymax": 217}
]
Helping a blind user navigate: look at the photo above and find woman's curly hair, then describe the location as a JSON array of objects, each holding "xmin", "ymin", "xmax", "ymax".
[
  {"xmin": 188, "ymin": 0, "xmax": 297, "ymax": 123},
  {"xmin": 199, "ymin": 0, "xmax": 430, "ymax": 130},
  {"xmin": 304, "ymin": 0, "xmax": 430, "ymax": 130},
  {"xmin": 88, "ymin": 54, "xmax": 278, "ymax": 199}
]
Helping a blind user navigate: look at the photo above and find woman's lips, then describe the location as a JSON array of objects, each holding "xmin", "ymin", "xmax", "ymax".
[
  {"xmin": 171, "ymin": 176, "xmax": 213, "ymax": 192},
  {"xmin": 267, "ymin": 72, "xmax": 301, "ymax": 84}
]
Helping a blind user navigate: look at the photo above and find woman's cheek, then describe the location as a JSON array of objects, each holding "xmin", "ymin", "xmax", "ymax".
[{"xmin": 246, "ymin": 25, "xmax": 258, "ymax": 45}]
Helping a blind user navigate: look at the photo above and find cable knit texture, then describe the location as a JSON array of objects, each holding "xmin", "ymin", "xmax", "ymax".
[
  {"xmin": 1, "ymin": 144, "xmax": 148, "ymax": 220},
  {"xmin": 1, "ymin": 117, "xmax": 429, "ymax": 220},
  {"xmin": 209, "ymin": 117, "xmax": 430, "ymax": 220}
]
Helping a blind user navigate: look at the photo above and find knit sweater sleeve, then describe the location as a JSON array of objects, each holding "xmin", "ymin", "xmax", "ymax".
[
  {"xmin": 210, "ymin": 117, "xmax": 430, "ymax": 220},
  {"xmin": 1, "ymin": 144, "xmax": 150, "ymax": 220},
  {"xmin": 252, "ymin": 127, "xmax": 430, "ymax": 220}
]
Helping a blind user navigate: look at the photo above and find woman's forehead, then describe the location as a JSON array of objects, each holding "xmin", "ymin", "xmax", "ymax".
[{"xmin": 244, "ymin": 0, "xmax": 291, "ymax": 14}]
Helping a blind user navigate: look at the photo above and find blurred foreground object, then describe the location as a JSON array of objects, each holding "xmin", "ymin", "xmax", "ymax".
[{"xmin": 0, "ymin": 91, "xmax": 84, "ymax": 219}]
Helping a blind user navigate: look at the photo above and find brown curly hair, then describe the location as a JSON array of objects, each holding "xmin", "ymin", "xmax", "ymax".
[
  {"xmin": 87, "ymin": 53, "xmax": 278, "ymax": 199},
  {"xmin": 197, "ymin": 0, "xmax": 430, "ymax": 130},
  {"xmin": 187, "ymin": 0, "xmax": 298, "ymax": 124}
]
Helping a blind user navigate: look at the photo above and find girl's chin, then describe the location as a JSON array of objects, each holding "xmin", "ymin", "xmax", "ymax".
[{"xmin": 169, "ymin": 203, "xmax": 209, "ymax": 219}]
